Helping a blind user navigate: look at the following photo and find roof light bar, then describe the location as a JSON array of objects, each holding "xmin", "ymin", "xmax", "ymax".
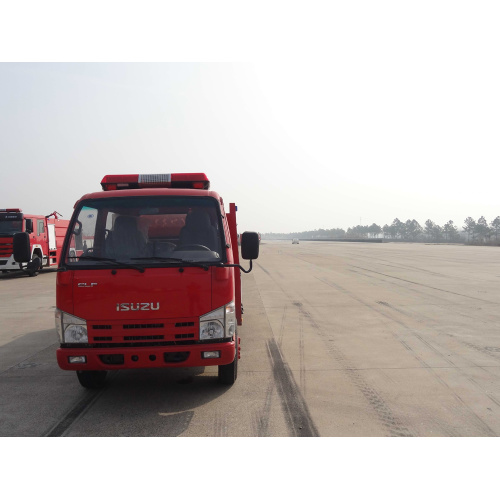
[
  {"xmin": 0, "ymin": 208, "xmax": 21, "ymax": 212},
  {"xmin": 100, "ymin": 173, "xmax": 210, "ymax": 191}
]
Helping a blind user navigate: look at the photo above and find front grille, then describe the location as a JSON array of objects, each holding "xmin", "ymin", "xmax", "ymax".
[
  {"xmin": 87, "ymin": 318, "xmax": 198, "ymax": 345},
  {"xmin": 0, "ymin": 244, "xmax": 12, "ymax": 257},
  {"xmin": 0, "ymin": 260, "xmax": 7, "ymax": 265}
]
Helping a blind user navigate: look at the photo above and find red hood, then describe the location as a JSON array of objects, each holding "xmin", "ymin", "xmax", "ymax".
[{"xmin": 70, "ymin": 267, "xmax": 213, "ymax": 321}]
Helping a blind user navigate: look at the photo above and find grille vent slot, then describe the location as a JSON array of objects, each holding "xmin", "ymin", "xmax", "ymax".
[
  {"xmin": 175, "ymin": 334, "xmax": 195, "ymax": 339},
  {"xmin": 123, "ymin": 335, "xmax": 165, "ymax": 341},
  {"xmin": 123, "ymin": 323, "xmax": 164, "ymax": 330},
  {"xmin": 175, "ymin": 322, "xmax": 195, "ymax": 327},
  {"xmin": 94, "ymin": 336, "xmax": 113, "ymax": 341},
  {"xmin": 93, "ymin": 325, "xmax": 112, "ymax": 330}
]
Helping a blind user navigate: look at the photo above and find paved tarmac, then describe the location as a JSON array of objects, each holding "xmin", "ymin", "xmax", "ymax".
[
  {"xmin": 252, "ymin": 241, "xmax": 500, "ymax": 437},
  {"xmin": 1, "ymin": 241, "xmax": 499, "ymax": 436}
]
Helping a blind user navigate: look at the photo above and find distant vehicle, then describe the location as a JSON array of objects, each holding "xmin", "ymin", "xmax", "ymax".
[
  {"xmin": 292, "ymin": 238, "xmax": 299, "ymax": 244},
  {"xmin": 1, "ymin": 208, "xmax": 69, "ymax": 276}
]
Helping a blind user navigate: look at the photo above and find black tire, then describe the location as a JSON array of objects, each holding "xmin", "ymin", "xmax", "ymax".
[
  {"xmin": 76, "ymin": 370, "xmax": 108, "ymax": 389},
  {"xmin": 218, "ymin": 339, "xmax": 238, "ymax": 385},
  {"xmin": 26, "ymin": 256, "xmax": 41, "ymax": 277}
]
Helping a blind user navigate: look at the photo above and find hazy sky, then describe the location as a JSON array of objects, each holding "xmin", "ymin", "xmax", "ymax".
[{"xmin": 1, "ymin": 4, "xmax": 499, "ymax": 234}]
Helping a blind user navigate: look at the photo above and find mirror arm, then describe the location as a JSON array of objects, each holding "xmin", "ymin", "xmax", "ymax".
[{"xmin": 219, "ymin": 261, "xmax": 253, "ymax": 274}]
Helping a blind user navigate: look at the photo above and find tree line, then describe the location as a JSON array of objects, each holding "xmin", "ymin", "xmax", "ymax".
[{"xmin": 262, "ymin": 216, "xmax": 500, "ymax": 244}]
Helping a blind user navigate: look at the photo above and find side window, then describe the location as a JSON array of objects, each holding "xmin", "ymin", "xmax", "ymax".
[
  {"xmin": 81, "ymin": 207, "xmax": 98, "ymax": 253},
  {"xmin": 24, "ymin": 218, "xmax": 33, "ymax": 233},
  {"xmin": 37, "ymin": 220, "xmax": 45, "ymax": 236}
]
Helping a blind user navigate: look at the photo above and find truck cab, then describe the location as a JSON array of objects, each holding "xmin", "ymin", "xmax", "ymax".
[
  {"xmin": 1, "ymin": 208, "xmax": 69, "ymax": 275},
  {"xmin": 55, "ymin": 173, "xmax": 259, "ymax": 388},
  {"xmin": 0, "ymin": 209, "xmax": 24, "ymax": 272}
]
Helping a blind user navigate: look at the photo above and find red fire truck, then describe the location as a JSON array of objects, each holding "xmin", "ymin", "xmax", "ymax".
[
  {"xmin": 0, "ymin": 208, "xmax": 69, "ymax": 276},
  {"xmin": 55, "ymin": 173, "xmax": 259, "ymax": 388}
]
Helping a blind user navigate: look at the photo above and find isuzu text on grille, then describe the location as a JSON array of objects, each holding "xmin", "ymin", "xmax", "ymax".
[{"xmin": 116, "ymin": 303, "xmax": 160, "ymax": 311}]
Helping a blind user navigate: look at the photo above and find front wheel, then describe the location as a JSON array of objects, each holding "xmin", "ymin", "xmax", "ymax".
[
  {"xmin": 77, "ymin": 370, "xmax": 107, "ymax": 389},
  {"xmin": 218, "ymin": 340, "xmax": 238, "ymax": 385},
  {"xmin": 26, "ymin": 256, "xmax": 41, "ymax": 277}
]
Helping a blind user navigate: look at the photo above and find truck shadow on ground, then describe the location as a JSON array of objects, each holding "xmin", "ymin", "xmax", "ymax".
[
  {"xmin": 0, "ymin": 328, "xmax": 234, "ymax": 437},
  {"xmin": 60, "ymin": 367, "xmax": 234, "ymax": 437},
  {"xmin": 0, "ymin": 269, "xmax": 57, "ymax": 280},
  {"xmin": 0, "ymin": 270, "xmax": 27, "ymax": 280}
]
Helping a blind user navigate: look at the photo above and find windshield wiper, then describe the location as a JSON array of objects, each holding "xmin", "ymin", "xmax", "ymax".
[
  {"xmin": 77, "ymin": 255, "xmax": 145, "ymax": 273},
  {"xmin": 132, "ymin": 256, "xmax": 210, "ymax": 271}
]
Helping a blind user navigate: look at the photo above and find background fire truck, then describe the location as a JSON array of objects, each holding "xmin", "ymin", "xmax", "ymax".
[{"xmin": 0, "ymin": 208, "xmax": 69, "ymax": 276}]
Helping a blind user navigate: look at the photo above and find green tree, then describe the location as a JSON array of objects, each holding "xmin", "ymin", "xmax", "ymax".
[
  {"xmin": 491, "ymin": 216, "xmax": 500, "ymax": 241},
  {"xmin": 389, "ymin": 220, "xmax": 399, "ymax": 239},
  {"xmin": 391, "ymin": 218, "xmax": 403, "ymax": 239},
  {"xmin": 463, "ymin": 217, "xmax": 476, "ymax": 242},
  {"xmin": 406, "ymin": 219, "xmax": 423, "ymax": 241},
  {"xmin": 432, "ymin": 224, "xmax": 443, "ymax": 241},
  {"xmin": 443, "ymin": 220, "xmax": 459, "ymax": 241},
  {"xmin": 369, "ymin": 223, "xmax": 382, "ymax": 238},
  {"xmin": 398, "ymin": 219, "xmax": 410, "ymax": 240},
  {"xmin": 424, "ymin": 219, "xmax": 435, "ymax": 241},
  {"xmin": 476, "ymin": 216, "xmax": 490, "ymax": 242}
]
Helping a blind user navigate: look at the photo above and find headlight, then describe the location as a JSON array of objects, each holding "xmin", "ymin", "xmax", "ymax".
[
  {"xmin": 55, "ymin": 309, "xmax": 88, "ymax": 343},
  {"xmin": 200, "ymin": 320, "xmax": 225, "ymax": 340},
  {"xmin": 200, "ymin": 306, "xmax": 224, "ymax": 340},
  {"xmin": 65, "ymin": 324, "xmax": 88, "ymax": 343},
  {"xmin": 199, "ymin": 302, "xmax": 236, "ymax": 341}
]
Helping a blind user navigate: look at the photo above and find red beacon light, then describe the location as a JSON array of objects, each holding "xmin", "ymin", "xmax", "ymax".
[{"xmin": 101, "ymin": 173, "xmax": 210, "ymax": 191}]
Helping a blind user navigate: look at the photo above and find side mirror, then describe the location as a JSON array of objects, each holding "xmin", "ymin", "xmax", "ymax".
[
  {"xmin": 13, "ymin": 232, "xmax": 31, "ymax": 262},
  {"xmin": 25, "ymin": 219, "xmax": 33, "ymax": 234},
  {"xmin": 241, "ymin": 232, "xmax": 259, "ymax": 260}
]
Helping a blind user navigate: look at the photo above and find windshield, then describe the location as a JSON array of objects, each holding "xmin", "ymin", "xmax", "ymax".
[
  {"xmin": 0, "ymin": 213, "xmax": 23, "ymax": 235},
  {"xmin": 64, "ymin": 196, "xmax": 225, "ymax": 267}
]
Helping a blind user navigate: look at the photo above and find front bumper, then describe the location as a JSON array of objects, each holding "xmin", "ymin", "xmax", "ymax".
[
  {"xmin": 56, "ymin": 340, "xmax": 237, "ymax": 371},
  {"xmin": 0, "ymin": 253, "xmax": 19, "ymax": 270}
]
